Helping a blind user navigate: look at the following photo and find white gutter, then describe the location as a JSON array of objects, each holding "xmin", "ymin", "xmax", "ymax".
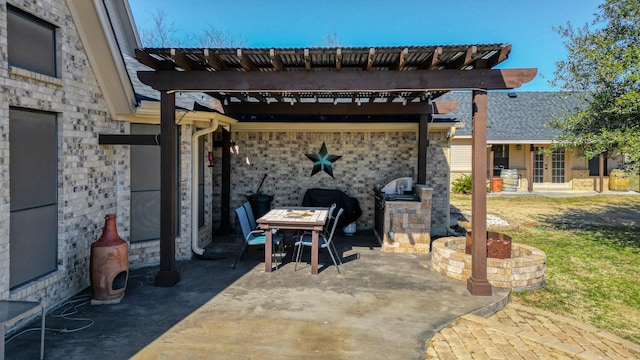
[{"xmin": 191, "ymin": 119, "xmax": 219, "ymax": 255}]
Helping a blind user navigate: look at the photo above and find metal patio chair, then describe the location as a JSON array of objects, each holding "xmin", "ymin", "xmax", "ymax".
[
  {"xmin": 232, "ymin": 206, "xmax": 283, "ymax": 270},
  {"xmin": 294, "ymin": 208, "xmax": 344, "ymax": 273}
]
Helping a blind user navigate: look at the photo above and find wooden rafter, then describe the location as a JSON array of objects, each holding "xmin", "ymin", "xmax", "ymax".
[
  {"xmin": 170, "ymin": 49, "xmax": 196, "ymax": 71},
  {"xmin": 418, "ymin": 46, "xmax": 443, "ymax": 70},
  {"xmin": 304, "ymin": 48, "xmax": 312, "ymax": 71},
  {"xmin": 453, "ymin": 46, "xmax": 477, "ymax": 69},
  {"xmin": 203, "ymin": 49, "xmax": 228, "ymax": 71},
  {"xmin": 487, "ymin": 44, "xmax": 512, "ymax": 68},
  {"xmin": 269, "ymin": 48, "xmax": 284, "ymax": 71},
  {"xmin": 393, "ymin": 48, "xmax": 409, "ymax": 70},
  {"xmin": 237, "ymin": 49, "xmax": 256, "ymax": 71},
  {"xmin": 138, "ymin": 68, "xmax": 538, "ymax": 92},
  {"xmin": 365, "ymin": 48, "xmax": 375, "ymax": 71},
  {"xmin": 135, "ymin": 49, "xmax": 161, "ymax": 70}
]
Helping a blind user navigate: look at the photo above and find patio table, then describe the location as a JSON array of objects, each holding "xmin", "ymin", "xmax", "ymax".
[{"xmin": 257, "ymin": 207, "xmax": 328, "ymax": 274}]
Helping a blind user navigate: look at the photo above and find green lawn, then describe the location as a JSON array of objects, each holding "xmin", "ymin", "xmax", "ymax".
[{"xmin": 450, "ymin": 194, "xmax": 640, "ymax": 344}]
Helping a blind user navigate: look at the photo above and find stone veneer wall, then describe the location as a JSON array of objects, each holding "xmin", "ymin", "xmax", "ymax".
[
  {"xmin": 211, "ymin": 129, "xmax": 451, "ymax": 235},
  {"xmin": 0, "ymin": 0, "xmax": 130, "ymax": 307},
  {"xmin": 380, "ymin": 185, "xmax": 433, "ymax": 254}
]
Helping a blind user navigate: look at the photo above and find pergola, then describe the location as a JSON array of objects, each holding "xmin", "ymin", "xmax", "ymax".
[{"xmin": 134, "ymin": 44, "xmax": 536, "ymax": 295}]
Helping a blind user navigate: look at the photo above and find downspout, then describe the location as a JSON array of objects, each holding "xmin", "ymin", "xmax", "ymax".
[{"xmin": 191, "ymin": 119, "xmax": 219, "ymax": 255}]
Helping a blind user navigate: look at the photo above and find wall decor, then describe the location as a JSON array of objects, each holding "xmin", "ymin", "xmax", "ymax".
[{"xmin": 305, "ymin": 142, "xmax": 342, "ymax": 178}]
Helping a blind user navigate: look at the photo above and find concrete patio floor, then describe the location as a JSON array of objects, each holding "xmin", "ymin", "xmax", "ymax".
[{"xmin": 5, "ymin": 230, "xmax": 509, "ymax": 360}]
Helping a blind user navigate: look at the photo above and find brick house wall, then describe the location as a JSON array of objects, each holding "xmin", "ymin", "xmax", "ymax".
[{"xmin": 0, "ymin": 0, "xmax": 131, "ymax": 306}]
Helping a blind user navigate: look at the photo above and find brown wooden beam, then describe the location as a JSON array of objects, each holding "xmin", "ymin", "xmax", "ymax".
[
  {"xmin": 223, "ymin": 100, "xmax": 458, "ymax": 116},
  {"xmin": 204, "ymin": 49, "xmax": 228, "ymax": 71},
  {"xmin": 418, "ymin": 46, "xmax": 443, "ymax": 70},
  {"xmin": 364, "ymin": 48, "xmax": 375, "ymax": 71},
  {"xmin": 135, "ymin": 49, "xmax": 161, "ymax": 70},
  {"xmin": 467, "ymin": 90, "xmax": 492, "ymax": 296},
  {"xmin": 418, "ymin": 114, "xmax": 429, "ymax": 184},
  {"xmin": 138, "ymin": 68, "xmax": 537, "ymax": 92},
  {"xmin": 304, "ymin": 48, "xmax": 312, "ymax": 71},
  {"xmin": 269, "ymin": 48, "xmax": 284, "ymax": 71},
  {"xmin": 155, "ymin": 91, "xmax": 180, "ymax": 287},
  {"xmin": 487, "ymin": 44, "xmax": 512, "ymax": 68},
  {"xmin": 99, "ymin": 134, "xmax": 160, "ymax": 145},
  {"xmin": 392, "ymin": 48, "xmax": 409, "ymax": 70},
  {"xmin": 237, "ymin": 49, "xmax": 256, "ymax": 71},
  {"xmin": 454, "ymin": 46, "xmax": 477, "ymax": 69},
  {"xmin": 171, "ymin": 49, "xmax": 196, "ymax": 71}
]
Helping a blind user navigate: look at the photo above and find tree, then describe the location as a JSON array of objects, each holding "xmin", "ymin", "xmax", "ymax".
[
  {"xmin": 319, "ymin": 30, "xmax": 343, "ymax": 47},
  {"xmin": 550, "ymin": 0, "xmax": 640, "ymax": 173},
  {"xmin": 139, "ymin": 9, "xmax": 182, "ymax": 47},
  {"xmin": 138, "ymin": 10, "xmax": 245, "ymax": 48},
  {"xmin": 194, "ymin": 24, "xmax": 246, "ymax": 48}
]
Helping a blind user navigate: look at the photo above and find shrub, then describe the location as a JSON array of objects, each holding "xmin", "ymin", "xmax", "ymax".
[{"xmin": 452, "ymin": 174, "xmax": 473, "ymax": 194}]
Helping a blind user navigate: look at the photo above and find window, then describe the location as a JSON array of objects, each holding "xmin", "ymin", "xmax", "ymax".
[
  {"xmin": 10, "ymin": 108, "xmax": 58, "ymax": 288},
  {"xmin": 7, "ymin": 5, "xmax": 57, "ymax": 77}
]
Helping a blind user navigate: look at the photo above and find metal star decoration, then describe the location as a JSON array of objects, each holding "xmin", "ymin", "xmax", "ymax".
[{"xmin": 305, "ymin": 142, "xmax": 342, "ymax": 178}]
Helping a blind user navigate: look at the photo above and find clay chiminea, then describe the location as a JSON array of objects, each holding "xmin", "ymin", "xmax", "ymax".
[{"xmin": 90, "ymin": 214, "xmax": 129, "ymax": 305}]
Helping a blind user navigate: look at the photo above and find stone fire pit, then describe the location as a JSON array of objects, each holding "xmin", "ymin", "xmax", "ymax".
[{"xmin": 431, "ymin": 236, "xmax": 546, "ymax": 291}]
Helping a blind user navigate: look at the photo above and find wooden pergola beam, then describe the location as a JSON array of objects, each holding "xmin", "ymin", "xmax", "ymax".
[
  {"xmin": 419, "ymin": 46, "xmax": 443, "ymax": 70},
  {"xmin": 269, "ymin": 48, "xmax": 284, "ymax": 71},
  {"xmin": 203, "ymin": 49, "xmax": 228, "ymax": 71},
  {"xmin": 393, "ymin": 47, "xmax": 409, "ymax": 70},
  {"xmin": 223, "ymin": 100, "xmax": 458, "ymax": 116},
  {"xmin": 237, "ymin": 49, "xmax": 256, "ymax": 71},
  {"xmin": 138, "ymin": 68, "xmax": 537, "ymax": 92}
]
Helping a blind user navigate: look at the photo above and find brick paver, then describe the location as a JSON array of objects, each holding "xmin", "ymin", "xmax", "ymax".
[{"xmin": 425, "ymin": 303, "xmax": 640, "ymax": 359}]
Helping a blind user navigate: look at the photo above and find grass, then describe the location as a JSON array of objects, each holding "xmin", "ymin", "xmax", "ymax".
[{"xmin": 449, "ymin": 194, "xmax": 640, "ymax": 344}]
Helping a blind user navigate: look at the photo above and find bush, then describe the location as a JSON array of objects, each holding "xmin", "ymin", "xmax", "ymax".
[{"xmin": 452, "ymin": 174, "xmax": 473, "ymax": 194}]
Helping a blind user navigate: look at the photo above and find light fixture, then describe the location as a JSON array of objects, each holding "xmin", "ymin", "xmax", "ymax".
[
  {"xmin": 207, "ymin": 151, "xmax": 214, "ymax": 167},
  {"xmin": 516, "ymin": 144, "xmax": 522, "ymax": 150}
]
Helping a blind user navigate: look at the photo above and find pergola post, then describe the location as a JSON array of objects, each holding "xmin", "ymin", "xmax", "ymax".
[
  {"xmin": 155, "ymin": 91, "xmax": 180, "ymax": 287},
  {"xmin": 467, "ymin": 90, "xmax": 492, "ymax": 296}
]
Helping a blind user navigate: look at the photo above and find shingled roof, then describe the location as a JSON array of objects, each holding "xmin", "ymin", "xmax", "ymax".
[{"xmin": 435, "ymin": 91, "xmax": 582, "ymax": 143}]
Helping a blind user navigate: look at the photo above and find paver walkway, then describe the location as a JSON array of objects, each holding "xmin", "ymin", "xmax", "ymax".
[{"xmin": 426, "ymin": 303, "xmax": 640, "ymax": 359}]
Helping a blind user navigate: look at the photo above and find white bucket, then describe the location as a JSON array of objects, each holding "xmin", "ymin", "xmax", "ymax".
[{"xmin": 343, "ymin": 222, "xmax": 356, "ymax": 236}]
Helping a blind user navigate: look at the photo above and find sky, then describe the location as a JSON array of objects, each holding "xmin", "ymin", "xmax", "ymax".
[{"xmin": 128, "ymin": 0, "xmax": 603, "ymax": 91}]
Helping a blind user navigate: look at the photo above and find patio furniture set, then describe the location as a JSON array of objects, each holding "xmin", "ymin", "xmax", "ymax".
[{"xmin": 233, "ymin": 202, "xmax": 344, "ymax": 274}]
